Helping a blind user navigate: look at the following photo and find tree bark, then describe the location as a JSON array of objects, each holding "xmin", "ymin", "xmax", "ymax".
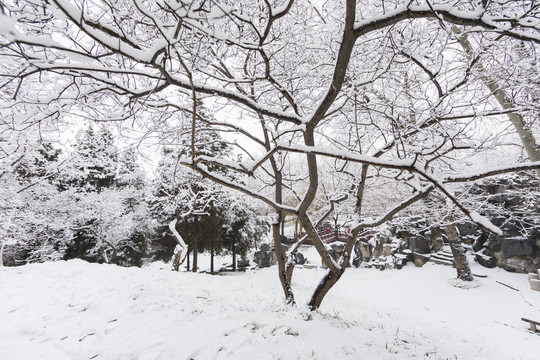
[
  {"xmin": 192, "ymin": 240, "xmax": 198, "ymax": 273},
  {"xmin": 308, "ymin": 235, "xmax": 355, "ymax": 310},
  {"xmin": 273, "ymin": 211, "xmax": 295, "ymax": 305},
  {"xmin": 232, "ymin": 243, "xmax": 237, "ymax": 271},
  {"xmin": 210, "ymin": 244, "xmax": 214, "ymax": 273},
  {"xmin": 0, "ymin": 240, "xmax": 4, "ymax": 267},
  {"xmin": 445, "ymin": 222, "xmax": 473, "ymax": 281}
]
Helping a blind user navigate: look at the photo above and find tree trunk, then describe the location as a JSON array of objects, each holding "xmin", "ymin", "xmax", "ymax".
[
  {"xmin": 308, "ymin": 235, "xmax": 355, "ymax": 310},
  {"xmin": 186, "ymin": 246, "xmax": 190, "ymax": 271},
  {"xmin": 308, "ymin": 270, "xmax": 342, "ymax": 310},
  {"xmin": 258, "ymin": 100, "xmax": 294, "ymax": 304},
  {"xmin": 445, "ymin": 223, "xmax": 473, "ymax": 281},
  {"xmin": 172, "ymin": 250, "xmax": 182, "ymax": 271},
  {"xmin": 210, "ymin": 244, "xmax": 214, "ymax": 273},
  {"xmin": 0, "ymin": 240, "xmax": 4, "ymax": 267},
  {"xmin": 169, "ymin": 217, "xmax": 188, "ymax": 267},
  {"xmin": 273, "ymin": 211, "xmax": 295, "ymax": 305},
  {"xmin": 232, "ymin": 243, "xmax": 237, "ymax": 271},
  {"xmin": 192, "ymin": 241, "xmax": 198, "ymax": 273}
]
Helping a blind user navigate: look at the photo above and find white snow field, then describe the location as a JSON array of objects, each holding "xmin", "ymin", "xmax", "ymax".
[{"xmin": 1, "ymin": 255, "xmax": 539, "ymax": 360}]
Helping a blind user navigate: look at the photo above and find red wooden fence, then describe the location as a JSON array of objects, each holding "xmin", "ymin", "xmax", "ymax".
[{"xmin": 302, "ymin": 229, "xmax": 373, "ymax": 245}]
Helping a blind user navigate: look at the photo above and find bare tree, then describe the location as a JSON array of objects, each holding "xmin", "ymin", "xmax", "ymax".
[{"xmin": 2, "ymin": 0, "xmax": 540, "ymax": 309}]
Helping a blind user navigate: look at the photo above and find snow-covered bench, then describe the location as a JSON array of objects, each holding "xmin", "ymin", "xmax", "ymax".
[{"xmin": 521, "ymin": 317, "xmax": 540, "ymax": 333}]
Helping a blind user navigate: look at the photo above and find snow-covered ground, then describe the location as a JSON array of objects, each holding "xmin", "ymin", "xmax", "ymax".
[{"xmin": 1, "ymin": 250, "xmax": 539, "ymax": 360}]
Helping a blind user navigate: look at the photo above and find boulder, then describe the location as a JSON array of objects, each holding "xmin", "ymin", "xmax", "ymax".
[
  {"xmin": 413, "ymin": 252, "xmax": 431, "ymax": 267},
  {"xmin": 237, "ymin": 257, "xmax": 250, "ymax": 269},
  {"xmin": 294, "ymin": 252, "xmax": 306, "ymax": 265},
  {"xmin": 409, "ymin": 235, "xmax": 431, "ymax": 254},
  {"xmin": 382, "ymin": 244, "xmax": 393, "ymax": 257},
  {"xmin": 475, "ymin": 253, "xmax": 497, "ymax": 268},
  {"xmin": 456, "ymin": 222, "xmax": 478, "ymax": 237},
  {"xmin": 501, "ymin": 220, "xmax": 524, "ymax": 237},
  {"xmin": 355, "ymin": 241, "xmax": 372, "ymax": 262},
  {"xmin": 528, "ymin": 273, "xmax": 540, "ymax": 281},
  {"xmin": 530, "ymin": 279, "xmax": 540, "ymax": 291},
  {"xmin": 372, "ymin": 240, "xmax": 383, "ymax": 258},
  {"xmin": 501, "ymin": 237, "xmax": 534, "ymax": 257},
  {"xmin": 429, "ymin": 226, "xmax": 445, "ymax": 252}
]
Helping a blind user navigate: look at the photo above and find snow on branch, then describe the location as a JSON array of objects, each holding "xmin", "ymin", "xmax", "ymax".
[
  {"xmin": 444, "ymin": 161, "xmax": 540, "ymax": 183},
  {"xmin": 276, "ymin": 142, "xmax": 415, "ymax": 169},
  {"xmin": 181, "ymin": 161, "xmax": 298, "ymax": 215},
  {"xmin": 351, "ymin": 185, "xmax": 435, "ymax": 233},
  {"xmin": 354, "ymin": 3, "xmax": 540, "ymax": 43}
]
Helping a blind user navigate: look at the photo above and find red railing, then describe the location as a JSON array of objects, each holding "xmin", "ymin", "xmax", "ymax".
[{"xmin": 302, "ymin": 229, "xmax": 373, "ymax": 245}]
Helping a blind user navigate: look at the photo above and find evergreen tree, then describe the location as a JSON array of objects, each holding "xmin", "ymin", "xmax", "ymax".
[
  {"xmin": 150, "ymin": 124, "xmax": 233, "ymax": 270},
  {"xmin": 61, "ymin": 128, "xmax": 150, "ymax": 266},
  {"xmin": 222, "ymin": 194, "xmax": 269, "ymax": 271},
  {"xmin": 0, "ymin": 141, "xmax": 70, "ymax": 265}
]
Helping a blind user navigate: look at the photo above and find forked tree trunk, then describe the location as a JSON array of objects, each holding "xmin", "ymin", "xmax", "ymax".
[
  {"xmin": 308, "ymin": 235, "xmax": 356, "ymax": 310},
  {"xmin": 445, "ymin": 223, "xmax": 473, "ymax": 281}
]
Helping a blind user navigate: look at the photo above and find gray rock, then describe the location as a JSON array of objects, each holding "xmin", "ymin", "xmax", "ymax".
[
  {"xmin": 501, "ymin": 237, "xmax": 534, "ymax": 257},
  {"xmin": 382, "ymin": 244, "xmax": 393, "ymax": 257},
  {"xmin": 294, "ymin": 252, "xmax": 306, "ymax": 265},
  {"xmin": 413, "ymin": 253, "xmax": 431, "ymax": 267},
  {"xmin": 355, "ymin": 241, "xmax": 372, "ymax": 262},
  {"xmin": 530, "ymin": 279, "xmax": 540, "ymax": 291},
  {"xmin": 456, "ymin": 222, "xmax": 477, "ymax": 237},
  {"xmin": 409, "ymin": 235, "xmax": 431, "ymax": 254},
  {"xmin": 528, "ymin": 273, "xmax": 540, "ymax": 281},
  {"xmin": 372, "ymin": 240, "xmax": 383, "ymax": 258},
  {"xmin": 475, "ymin": 253, "xmax": 497, "ymax": 268}
]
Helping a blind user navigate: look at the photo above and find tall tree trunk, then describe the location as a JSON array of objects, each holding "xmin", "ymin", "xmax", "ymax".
[
  {"xmin": 0, "ymin": 240, "xmax": 4, "ymax": 267},
  {"xmin": 192, "ymin": 240, "xmax": 198, "ymax": 273},
  {"xmin": 455, "ymin": 28, "xmax": 540, "ymax": 179},
  {"xmin": 232, "ymin": 243, "xmax": 237, "ymax": 271},
  {"xmin": 257, "ymin": 96, "xmax": 295, "ymax": 304},
  {"xmin": 210, "ymin": 244, "xmax": 214, "ymax": 273},
  {"xmin": 186, "ymin": 246, "xmax": 190, "ymax": 271},
  {"xmin": 445, "ymin": 222, "xmax": 473, "ymax": 281},
  {"xmin": 273, "ymin": 211, "xmax": 295, "ymax": 304}
]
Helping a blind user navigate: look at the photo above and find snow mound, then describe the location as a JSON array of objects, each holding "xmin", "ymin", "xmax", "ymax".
[{"xmin": 448, "ymin": 278, "xmax": 481, "ymax": 289}]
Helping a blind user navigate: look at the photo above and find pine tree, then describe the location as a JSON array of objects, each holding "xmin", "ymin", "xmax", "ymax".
[
  {"xmin": 61, "ymin": 128, "xmax": 150, "ymax": 265},
  {"xmin": 150, "ymin": 125, "xmax": 232, "ymax": 271},
  {"xmin": 0, "ymin": 141, "xmax": 69, "ymax": 265}
]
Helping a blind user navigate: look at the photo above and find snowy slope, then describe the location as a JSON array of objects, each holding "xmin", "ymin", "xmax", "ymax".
[{"xmin": 1, "ymin": 258, "xmax": 539, "ymax": 360}]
